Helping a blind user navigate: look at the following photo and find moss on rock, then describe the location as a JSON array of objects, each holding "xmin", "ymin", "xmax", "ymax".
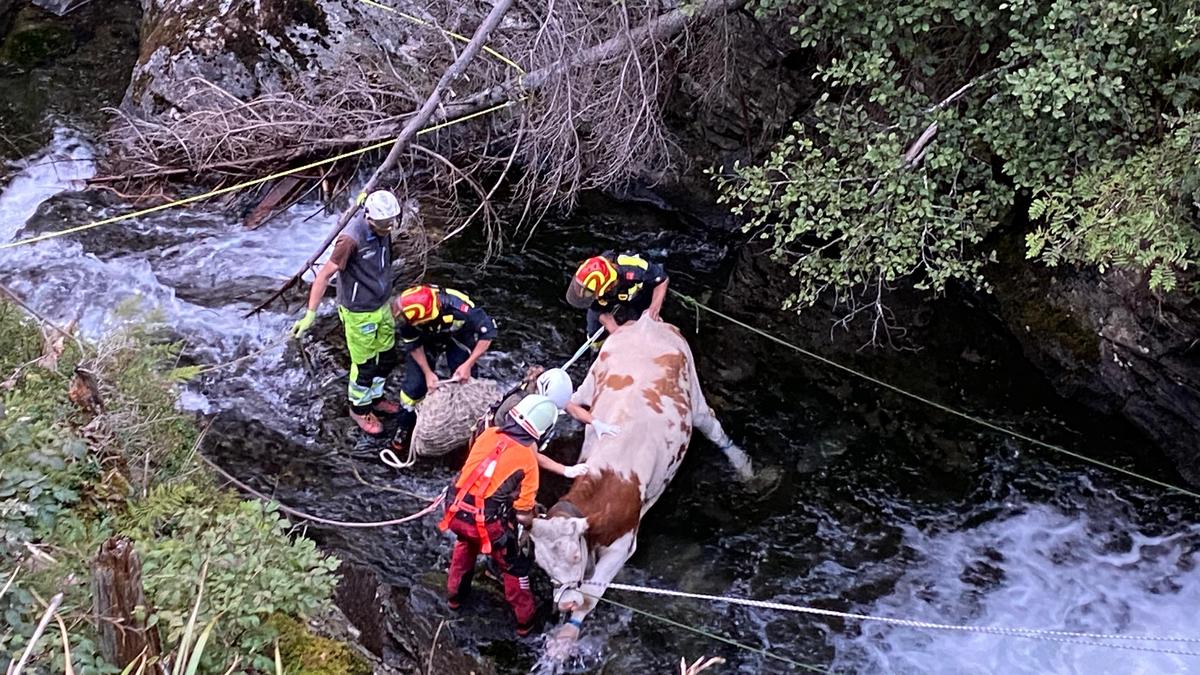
[{"xmin": 269, "ymin": 614, "xmax": 373, "ymax": 675}]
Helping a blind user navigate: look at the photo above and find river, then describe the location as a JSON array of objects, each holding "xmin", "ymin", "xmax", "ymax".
[{"xmin": 4, "ymin": 130, "xmax": 1200, "ymax": 674}]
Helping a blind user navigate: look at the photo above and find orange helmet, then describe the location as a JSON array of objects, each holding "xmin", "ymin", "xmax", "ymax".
[
  {"xmin": 565, "ymin": 256, "xmax": 618, "ymax": 308},
  {"xmin": 394, "ymin": 285, "xmax": 440, "ymax": 324}
]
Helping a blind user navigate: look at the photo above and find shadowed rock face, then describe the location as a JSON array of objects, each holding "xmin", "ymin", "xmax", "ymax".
[
  {"xmin": 0, "ymin": 0, "xmax": 140, "ymax": 163},
  {"xmin": 993, "ymin": 251, "xmax": 1200, "ymax": 484}
]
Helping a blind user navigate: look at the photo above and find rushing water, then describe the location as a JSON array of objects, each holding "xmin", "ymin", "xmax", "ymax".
[{"xmin": 4, "ymin": 130, "xmax": 1200, "ymax": 674}]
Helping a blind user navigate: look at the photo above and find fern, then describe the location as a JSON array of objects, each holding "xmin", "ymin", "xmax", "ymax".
[{"xmin": 120, "ymin": 482, "xmax": 233, "ymax": 538}]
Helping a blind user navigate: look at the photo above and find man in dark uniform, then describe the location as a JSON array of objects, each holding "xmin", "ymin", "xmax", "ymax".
[
  {"xmin": 390, "ymin": 284, "xmax": 497, "ymax": 452},
  {"xmin": 564, "ymin": 251, "xmax": 669, "ymax": 348}
]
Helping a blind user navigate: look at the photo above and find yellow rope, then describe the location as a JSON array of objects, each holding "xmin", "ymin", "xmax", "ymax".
[
  {"xmin": 0, "ymin": 101, "xmax": 516, "ymax": 251},
  {"xmin": 355, "ymin": 0, "xmax": 527, "ymax": 75},
  {"xmin": 0, "ymin": 2, "xmax": 529, "ymax": 252}
]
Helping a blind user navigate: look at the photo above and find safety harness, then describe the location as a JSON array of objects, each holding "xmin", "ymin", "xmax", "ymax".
[{"xmin": 437, "ymin": 429, "xmax": 524, "ymax": 554}]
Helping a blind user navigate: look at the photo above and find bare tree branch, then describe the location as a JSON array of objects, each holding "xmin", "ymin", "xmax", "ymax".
[{"xmin": 248, "ymin": 0, "xmax": 516, "ymax": 316}]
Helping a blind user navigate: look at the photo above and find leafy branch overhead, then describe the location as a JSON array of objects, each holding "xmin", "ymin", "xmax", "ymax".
[{"xmin": 719, "ymin": 0, "xmax": 1200, "ymax": 327}]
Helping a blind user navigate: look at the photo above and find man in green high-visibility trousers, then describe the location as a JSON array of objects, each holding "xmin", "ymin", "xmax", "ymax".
[{"xmin": 291, "ymin": 189, "xmax": 412, "ymax": 435}]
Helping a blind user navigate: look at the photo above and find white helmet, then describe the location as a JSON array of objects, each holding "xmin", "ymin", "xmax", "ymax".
[
  {"xmin": 364, "ymin": 190, "xmax": 402, "ymax": 221},
  {"xmin": 509, "ymin": 394, "xmax": 558, "ymax": 439},
  {"xmin": 535, "ymin": 368, "xmax": 573, "ymax": 410}
]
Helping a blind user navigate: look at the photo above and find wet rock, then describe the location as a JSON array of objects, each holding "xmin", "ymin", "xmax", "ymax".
[
  {"xmin": 333, "ymin": 562, "xmax": 501, "ymax": 674},
  {"xmin": 123, "ymin": 0, "xmax": 325, "ymax": 117},
  {"xmin": 0, "ymin": 0, "xmax": 19, "ymax": 41},
  {"xmin": 0, "ymin": 4, "xmax": 75, "ymax": 68},
  {"xmin": 992, "ymin": 240, "xmax": 1200, "ymax": 484},
  {"xmin": 0, "ymin": 0, "xmax": 140, "ymax": 162}
]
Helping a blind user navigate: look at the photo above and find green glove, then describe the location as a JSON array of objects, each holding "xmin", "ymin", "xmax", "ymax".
[{"xmin": 291, "ymin": 309, "xmax": 317, "ymax": 338}]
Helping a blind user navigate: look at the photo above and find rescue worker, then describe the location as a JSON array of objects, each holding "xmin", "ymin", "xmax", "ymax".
[
  {"xmin": 291, "ymin": 189, "xmax": 409, "ymax": 435},
  {"xmin": 471, "ymin": 367, "xmax": 620, "ymax": 478},
  {"xmin": 564, "ymin": 251, "xmax": 669, "ymax": 349},
  {"xmin": 439, "ymin": 393, "xmax": 559, "ymax": 636},
  {"xmin": 390, "ymin": 284, "xmax": 496, "ymax": 452}
]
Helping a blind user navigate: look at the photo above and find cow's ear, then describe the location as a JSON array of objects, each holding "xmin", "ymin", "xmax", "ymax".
[{"xmin": 569, "ymin": 517, "xmax": 589, "ymax": 536}]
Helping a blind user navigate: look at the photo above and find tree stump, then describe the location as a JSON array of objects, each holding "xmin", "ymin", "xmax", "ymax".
[{"xmin": 92, "ymin": 537, "xmax": 164, "ymax": 671}]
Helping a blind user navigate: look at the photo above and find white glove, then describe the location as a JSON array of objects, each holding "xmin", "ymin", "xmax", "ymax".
[
  {"xmin": 591, "ymin": 419, "xmax": 621, "ymax": 438},
  {"xmin": 562, "ymin": 464, "xmax": 589, "ymax": 478}
]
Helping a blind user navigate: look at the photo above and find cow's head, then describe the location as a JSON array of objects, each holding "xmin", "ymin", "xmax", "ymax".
[{"xmin": 530, "ymin": 515, "xmax": 590, "ymax": 611}]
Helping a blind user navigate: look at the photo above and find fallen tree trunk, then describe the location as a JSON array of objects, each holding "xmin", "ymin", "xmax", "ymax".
[
  {"xmin": 447, "ymin": 0, "xmax": 749, "ymax": 119},
  {"xmin": 250, "ymin": 0, "xmax": 747, "ymax": 316},
  {"xmin": 248, "ymin": 0, "xmax": 516, "ymax": 316}
]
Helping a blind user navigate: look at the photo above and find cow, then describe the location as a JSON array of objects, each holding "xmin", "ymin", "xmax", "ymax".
[{"xmin": 529, "ymin": 314, "xmax": 753, "ymax": 647}]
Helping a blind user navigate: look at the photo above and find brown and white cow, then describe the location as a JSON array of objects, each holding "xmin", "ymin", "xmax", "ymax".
[{"xmin": 530, "ymin": 314, "xmax": 752, "ymax": 645}]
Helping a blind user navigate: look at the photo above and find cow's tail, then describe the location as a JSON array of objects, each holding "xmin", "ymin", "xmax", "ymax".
[{"xmin": 675, "ymin": 325, "xmax": 755, "ymax": 482}]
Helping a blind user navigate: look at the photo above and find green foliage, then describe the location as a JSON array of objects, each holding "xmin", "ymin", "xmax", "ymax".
[
  {"xmin": 1027, "ymin": 115, "xmax": 1200, "ymax": 291},
  {"xmin": 0, "ymin": 300, "xmax": 343, "ymax": 674},
  {"xmin": 1, "ymin": 305, "xmax": 115, "ymax": 673},
  {"xmin": 722, "ymin": 0, "xmax": 1200, "ymax": 325},
  {"xmin": 0, "ymin": 302, "xmax": 43, "ymax": 373},
  {"xmin": 137, "ymin": 500, "xmax": 340, "ymax": 673}
]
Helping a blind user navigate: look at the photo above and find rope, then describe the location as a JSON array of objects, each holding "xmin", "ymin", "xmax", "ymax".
[
  {"xmin": 347, "ymin": 459, "xmax": 436, "ymax": 500},
  {"xmin": 356, "ymin": 0, "xmax": 527, "ymax": 75},
  {"xmin": 0, "ymin": 101, "xmax": 515, "ymax": 251},
  {"xmin": 606, "ymin": 583, "xmax": 1200, "ymax": 648},
  {"xmin": 671, "ymin": 290, "xmax": 1200, "ymax": 501},
  {"xmin": 190, "ymin": 335, "xmax": 291, "ymax": 375},
  {"xmin": 561, "ymin": 327, "xmax": 606, "ymax": 370},
  {"xmin": 380, "ymin": 444, "xmax": 418, "ymax": 470},
  {"xmin": 584, "ymin": 592, "xmax": 830, "ymax": 673},
  {"xmin": 197, "ymin": 452, "xmax": 444, "ymax": 528}
]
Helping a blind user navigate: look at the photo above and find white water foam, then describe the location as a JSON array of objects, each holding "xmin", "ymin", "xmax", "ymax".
[
  {"xmin": 0, "ymin": 130, "xmax": 339, "ymax": 429},
  {"xmin": 829, "ymin": 500, "xmax": 1200, "ymax": 674},
  {"xmin": 0, "ymin": 127, "xmax": 95, "ymax": 241}
]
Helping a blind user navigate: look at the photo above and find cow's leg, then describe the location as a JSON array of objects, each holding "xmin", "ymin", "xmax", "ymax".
[
  {"xmin": 556, "ymin": 531, "xmax": 638, "ymax": 642},
  {"xmin": 694, "ymin": 409, "xmax": 753, "ymax": 480}
]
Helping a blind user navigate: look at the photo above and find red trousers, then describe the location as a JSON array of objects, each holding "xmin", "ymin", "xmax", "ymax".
[{"xmin": 446, "ymin": 516, "xmax": 537, "ymax": 634}]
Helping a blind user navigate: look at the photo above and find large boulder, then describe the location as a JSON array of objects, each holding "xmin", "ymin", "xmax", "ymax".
[{"xmin": 124, "ymin": 0, "xmax": 327, "ymax": 117}]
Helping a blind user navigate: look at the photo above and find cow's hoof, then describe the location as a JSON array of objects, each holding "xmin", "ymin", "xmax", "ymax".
[
  {"xmin": 547, "ymin": 624, "xmax": 580, "ymax": 660},
  {"xmin": 744, "ymin": 465, "xmax": 783, "ymax": 497}
]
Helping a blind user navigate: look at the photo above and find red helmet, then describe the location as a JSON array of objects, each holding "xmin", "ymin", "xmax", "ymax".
[
  {"xmin": 565, "ymin": 256, "xmax": 618, "ymax": 308},
  {"xmin": 394, "ymin": 285, "xmax": 440, "ymax": 324}
]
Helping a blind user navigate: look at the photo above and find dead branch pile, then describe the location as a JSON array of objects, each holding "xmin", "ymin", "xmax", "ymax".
[
  {"xmin": 104, "ymin": 71, "xmax": 420, "ymax": 179},
  {"xmin": 100, "ymin": 0, "xmax": 743, "ymax": 226}
]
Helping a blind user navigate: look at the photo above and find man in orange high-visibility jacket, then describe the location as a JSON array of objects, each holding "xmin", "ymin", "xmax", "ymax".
[{"xmin": 438, "ymin": 394, "xmax": 558, "ymax": 636}]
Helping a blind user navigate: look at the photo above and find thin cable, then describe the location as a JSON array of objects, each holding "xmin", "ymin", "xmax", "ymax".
[
  {"xmin": 0, "ymin": 101, "xmax": 516, "ymax": 251},
  {"xmin": 190, "ymin": 335, "xmax": 291, "ymax": 375},
  {"xmin": 586, "ymin": 593, "xmax": 830, "ymax": 673},
  {"xmin": 198, "ymin": 452, "xmax": 443, "ymax": 528},
  {"xmin": 606, "ymin": 583, "xmax": 1200, "ymax": 645},
  {"xmin": 672, "ymin": 291, "xmax": 1200, "ymax": 500}
]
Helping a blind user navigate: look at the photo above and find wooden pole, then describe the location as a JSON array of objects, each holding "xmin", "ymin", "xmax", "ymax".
[{"xmin": 92, "ymin": 537, "xmax": 164, "ymax": 672}]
